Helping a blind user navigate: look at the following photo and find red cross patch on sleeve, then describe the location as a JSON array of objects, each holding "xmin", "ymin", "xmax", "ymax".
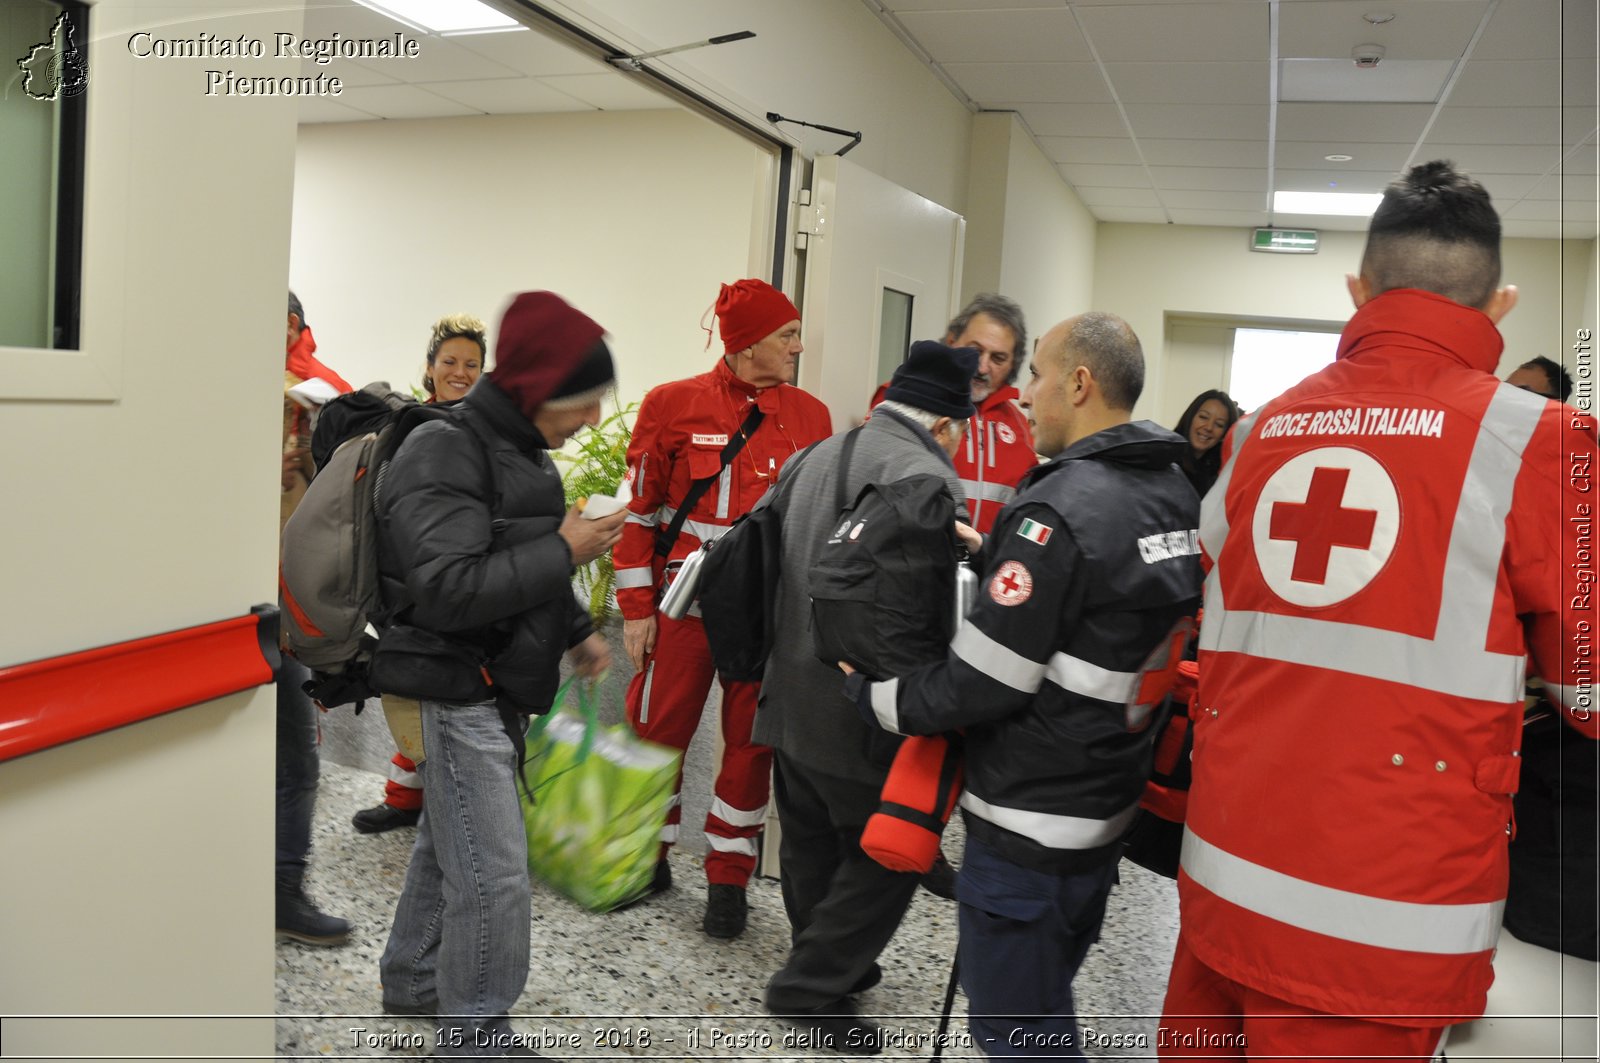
[{"xmin": 989, "ymin": 561, "xmax": 1033, "ymax": 606}]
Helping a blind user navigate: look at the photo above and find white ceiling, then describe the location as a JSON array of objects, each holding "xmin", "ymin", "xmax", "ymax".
[{"xmin": 298, "ymin": 0, "xmax": 1598, "ymax": 240}]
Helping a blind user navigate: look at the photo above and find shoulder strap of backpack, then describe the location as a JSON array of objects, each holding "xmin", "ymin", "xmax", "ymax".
[{"xmin": 654, "ymin": 403, "xmax": 766, "ymax": 558}]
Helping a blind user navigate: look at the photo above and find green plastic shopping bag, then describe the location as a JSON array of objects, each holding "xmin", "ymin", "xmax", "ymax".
[{"xmin": 521, "ymin": 679, "xmax": 681, "ymax": 912}]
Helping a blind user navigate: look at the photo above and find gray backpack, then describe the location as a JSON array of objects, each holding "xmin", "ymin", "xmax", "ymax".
[{"xmin": 279, "ymin": 392, "xmax": 442, "ymax": 706}]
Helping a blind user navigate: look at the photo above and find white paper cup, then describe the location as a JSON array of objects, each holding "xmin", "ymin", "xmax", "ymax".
[{"xmin": 581, "ymin": 494, "xmax": 627, "ymax": 520}]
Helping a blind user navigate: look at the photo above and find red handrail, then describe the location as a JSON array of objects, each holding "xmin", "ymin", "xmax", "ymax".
[{"xmin": 0, "ymin": 607, "xmax": 279, "ymax": 763}]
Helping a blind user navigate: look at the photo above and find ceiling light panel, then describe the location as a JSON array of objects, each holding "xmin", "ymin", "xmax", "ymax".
[
  {"xmin": 1278, "ymin": 58, "xmax": 1455, "ymax": 102},
  {"xmin": 352, "ymin": 0, "xmax": 518, "ymax": 35},
  {"xmin": 1273, "ymin": 190, "xmax": 1384, "ymax": 215}
]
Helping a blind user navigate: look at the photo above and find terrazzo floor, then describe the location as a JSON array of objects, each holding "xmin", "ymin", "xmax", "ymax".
[{"xmin": 276, "ymin": 761, "xmax": 1180, "ymax": 1061}]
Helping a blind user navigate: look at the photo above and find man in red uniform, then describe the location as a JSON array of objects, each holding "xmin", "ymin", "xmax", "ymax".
[
  {"xmin": 615, "ymin": 279, "xmax": 832, "ymax": 938},
  {"xmin": 1160, "ymin": 161, "xmax": 1600, "ymax": 1060},
  {"xmin": 872, "ymin": 293, "xmax": 1034, "ymax": 534}
]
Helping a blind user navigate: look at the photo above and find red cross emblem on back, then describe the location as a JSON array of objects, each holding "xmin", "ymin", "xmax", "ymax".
[
  {"xmin": 1250, "ymin": 446, "xmax": 1400, "ymax": 608},
  {"xmin": 1268, "ymin": 466, "xmax": 1378, "ymax": 584}
]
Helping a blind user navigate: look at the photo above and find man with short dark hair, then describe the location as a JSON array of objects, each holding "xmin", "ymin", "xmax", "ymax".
[
  {"xmin": 1161, "ymin": 161, "xmax": 1599, "ymax": 1059},
  {"xmin": 1507, "ymin": 354, "xmax": 1573, "ymax": 402},
  {"xmin": 757, "ymin": 341, "xmax": 981, "ymax": 1052},
  {"xmin": 375, "ymin": 291, "xmax": 625, "ymax": 1057},
  {"xmin": 847, "ymin": 313, "xmax": 1202, "ymax": 1057}
]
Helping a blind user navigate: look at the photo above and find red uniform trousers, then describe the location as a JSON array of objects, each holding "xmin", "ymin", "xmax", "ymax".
[
  {"xmin": 625, "ymin": 612, "xmax": 768, "ymax": 887},
  {"xmin": 1159, "ymin": 934, "xmax": 1450, "ymax": 1061},
  {"xmin": 383, "ymin": 752, "xmax": 423, "ymax": 811}
]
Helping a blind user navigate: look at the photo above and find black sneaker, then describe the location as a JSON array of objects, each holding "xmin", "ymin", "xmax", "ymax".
[
  {"xmin": 703, "ymin": 883, "xmax": 748, "ymax": 939},
  {"xmin": 920, "ymin": 851, "xmax": 958, "ymax": 900},
  {"xmin": 352, "ymin": 803, "xmax": 421, "ymax": 834},
  {"xmin": 275, "ymin": 887, "xmax": 352, "ymax": 946},
  {"xmin": 768, "ymin": 998, "xmax": 883, "ymax": 1056}
]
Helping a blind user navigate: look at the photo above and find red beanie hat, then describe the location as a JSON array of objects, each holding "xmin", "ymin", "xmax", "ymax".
[
  {"xmin": 713, "ymin": 279, "xmax": 800, "ymax": 355},
  {"xmin": 487, "ymin": 291, "xmax": 610, "ymax": 418}
]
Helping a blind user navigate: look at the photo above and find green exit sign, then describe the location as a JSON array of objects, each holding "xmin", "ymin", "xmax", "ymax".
[{"xmin": 1252, "ymin": 228, "xmax": 1319, "ymax": 254}]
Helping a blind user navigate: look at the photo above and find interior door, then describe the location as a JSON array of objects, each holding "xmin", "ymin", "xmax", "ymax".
[
  {"xmin": 797, "ymin": 154, "xmax": 965, "ymax": 430},
  {"xmin": 759, "ymin": 156, "xmax": 964, "ymax": 877}
]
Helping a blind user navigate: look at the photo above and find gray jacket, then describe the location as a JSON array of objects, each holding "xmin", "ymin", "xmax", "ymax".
[{"xmin": 752, "ymin": 407, "xmax": 964, "ymax": 784}]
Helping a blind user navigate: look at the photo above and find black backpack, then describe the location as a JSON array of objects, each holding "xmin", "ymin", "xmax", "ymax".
[
  {"xmin": 310, "ymin": 381, "xmax": 418, "ymax": 470},
  {"xmin": 696, "ymin": 442, "xmax": 818, "ymax": 682},
  {"xmin": 810, "ymin": 430, "xmax": 961, "ymax": 680}
]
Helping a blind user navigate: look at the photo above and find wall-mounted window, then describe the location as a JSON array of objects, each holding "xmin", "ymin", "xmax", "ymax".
[
  {"xmin": 1229, "ymin": 327, "xmax": 1340, "ymax": 413},
  {"xmin": 1, "ymin": 0, "xmax": 87, "ymax": 349},
  {"xmin": 876, "ymin": 287, "xmax": 914, "ymax": 383}
]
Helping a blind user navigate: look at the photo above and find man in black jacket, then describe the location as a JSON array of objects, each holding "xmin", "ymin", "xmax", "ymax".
[
  {"xmin": 375, "ymin": 291, "xmax": 625, "ymax": 1058},
  {"xmin": 846, "ymin": 313, "xmax": 1202, "ymax": 1058}
]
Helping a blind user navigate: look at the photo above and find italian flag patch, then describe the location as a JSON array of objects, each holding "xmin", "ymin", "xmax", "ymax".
[{"xmin": 1016, "ymin": 518, "xmax": 1053, "ymax": 546}]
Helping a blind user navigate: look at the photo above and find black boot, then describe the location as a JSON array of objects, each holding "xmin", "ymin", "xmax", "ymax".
[
  {"xmin": 703, "ymin": 883, "xmax": 748, "ymax": 939},
  {"xmin": 352, "ymin": 803, "xmax": 421, "ymax": 834},
  {"xmin": 275, "ymin": 879, "xmax": 351, "ymax": 947}
]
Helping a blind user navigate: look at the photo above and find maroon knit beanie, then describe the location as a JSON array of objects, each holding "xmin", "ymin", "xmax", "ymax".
[
  {"xmin": 713, "ymin": 279, "xmax": 800, "ymax": 355},
  {"xmin": 487, "ymin": 292, "xmax": 609, "ymax": 418}
]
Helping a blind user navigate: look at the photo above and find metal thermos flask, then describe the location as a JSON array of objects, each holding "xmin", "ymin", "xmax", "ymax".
[
  {"xmin": 954, "ymin": 557, "xmax": 978, "ymax": 632},
  {"xmin": 659, "ymin": 544, "xmax": 708, "ymax": 620}
]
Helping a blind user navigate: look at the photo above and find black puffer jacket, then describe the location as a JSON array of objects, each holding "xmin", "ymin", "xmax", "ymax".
[{"xmin": 375, "ymin": 377, "xmax": 591, "ymax": 714}]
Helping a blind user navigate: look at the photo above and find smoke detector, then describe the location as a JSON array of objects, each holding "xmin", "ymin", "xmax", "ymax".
[{"xmin": 1353, "ymin": 43, "xmax": 1385, "ymax": 68}]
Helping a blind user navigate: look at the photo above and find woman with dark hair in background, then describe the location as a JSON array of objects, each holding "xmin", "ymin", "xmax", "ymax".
[{"xmin": 1173, "ymin": 389, "xmax": 1239, "ymax": 497}]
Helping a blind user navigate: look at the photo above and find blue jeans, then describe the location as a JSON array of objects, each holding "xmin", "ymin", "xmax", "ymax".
[
  {"xmin": 275, "ymin": 657, "xmax": 319, "ymax": 885},
  {"xmin": 380, "ymin": 700, "xmax": 530, "ymax": 1056},
  {"xmin": 957, "ymin": 836, "xmax": 1118, "ymax": 1059}
]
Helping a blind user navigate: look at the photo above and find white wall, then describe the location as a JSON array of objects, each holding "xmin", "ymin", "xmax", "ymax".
[
  {"xmin": 1093, "ymin": 223, "xmax": 1596, "ymax": 426},
  {"xmin": 0, "ymin": 0, "xmax": 291, "ymax": 1057},
  {"xmin": 962, "ymin": 112, "xmax": 1098, "ymax": 354},
  {"xmin": 291, "ymin": 109, "xmax": 765, "ymax": 408}
]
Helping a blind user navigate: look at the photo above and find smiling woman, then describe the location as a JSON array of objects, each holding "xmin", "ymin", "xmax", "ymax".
[
  {"xmin": 422, "ymin": 313, "xmax": 486, "ymax": 404},
  {"xmin": 1173, "ymin": 389, "xmax": 1240, "ymax": 497}
]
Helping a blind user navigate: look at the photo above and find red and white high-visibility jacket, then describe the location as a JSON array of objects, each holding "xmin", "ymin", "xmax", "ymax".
[
  {"xmin": 870, "ymin": 383, "xmax": 1037, "ymax": 533},
  {"xmin": 1180, "ymin": 288, "xmax": 1599, "ymax": 1022},
  {"xmin": 615, "ymin": 358, "xmax": 831, "ymax": 621}
]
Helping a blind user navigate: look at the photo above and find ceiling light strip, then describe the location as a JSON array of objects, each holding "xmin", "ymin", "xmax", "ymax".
[
  {"xmin": 1399, "ymin": 0, "xmax": 1499, "ymax": 174},
  {"xmin": 1266, "ymin": 0, "xmax": 1280, "ymax": 223},
  {"xmin": 1067, "ymin": 3, "xmax": 1171, "ymax": 225}
]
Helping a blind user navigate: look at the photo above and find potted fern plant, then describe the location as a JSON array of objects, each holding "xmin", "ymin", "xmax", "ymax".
[{"xmin": 554, "ymin": 401, "xmax": 638, "ymax": 624}]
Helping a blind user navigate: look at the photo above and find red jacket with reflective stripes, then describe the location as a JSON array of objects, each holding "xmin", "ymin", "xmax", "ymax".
[
  {"xmin": 1180, "ymin": 289, "xmax": 1600, "ymax": 1022},
  {"xmin": 869, "ymin": 382, "xmax": 1037, "ymax": 533},
  {"xmin": 615, "ymin": 358, "xmax": 831, "ymax": 622}
]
